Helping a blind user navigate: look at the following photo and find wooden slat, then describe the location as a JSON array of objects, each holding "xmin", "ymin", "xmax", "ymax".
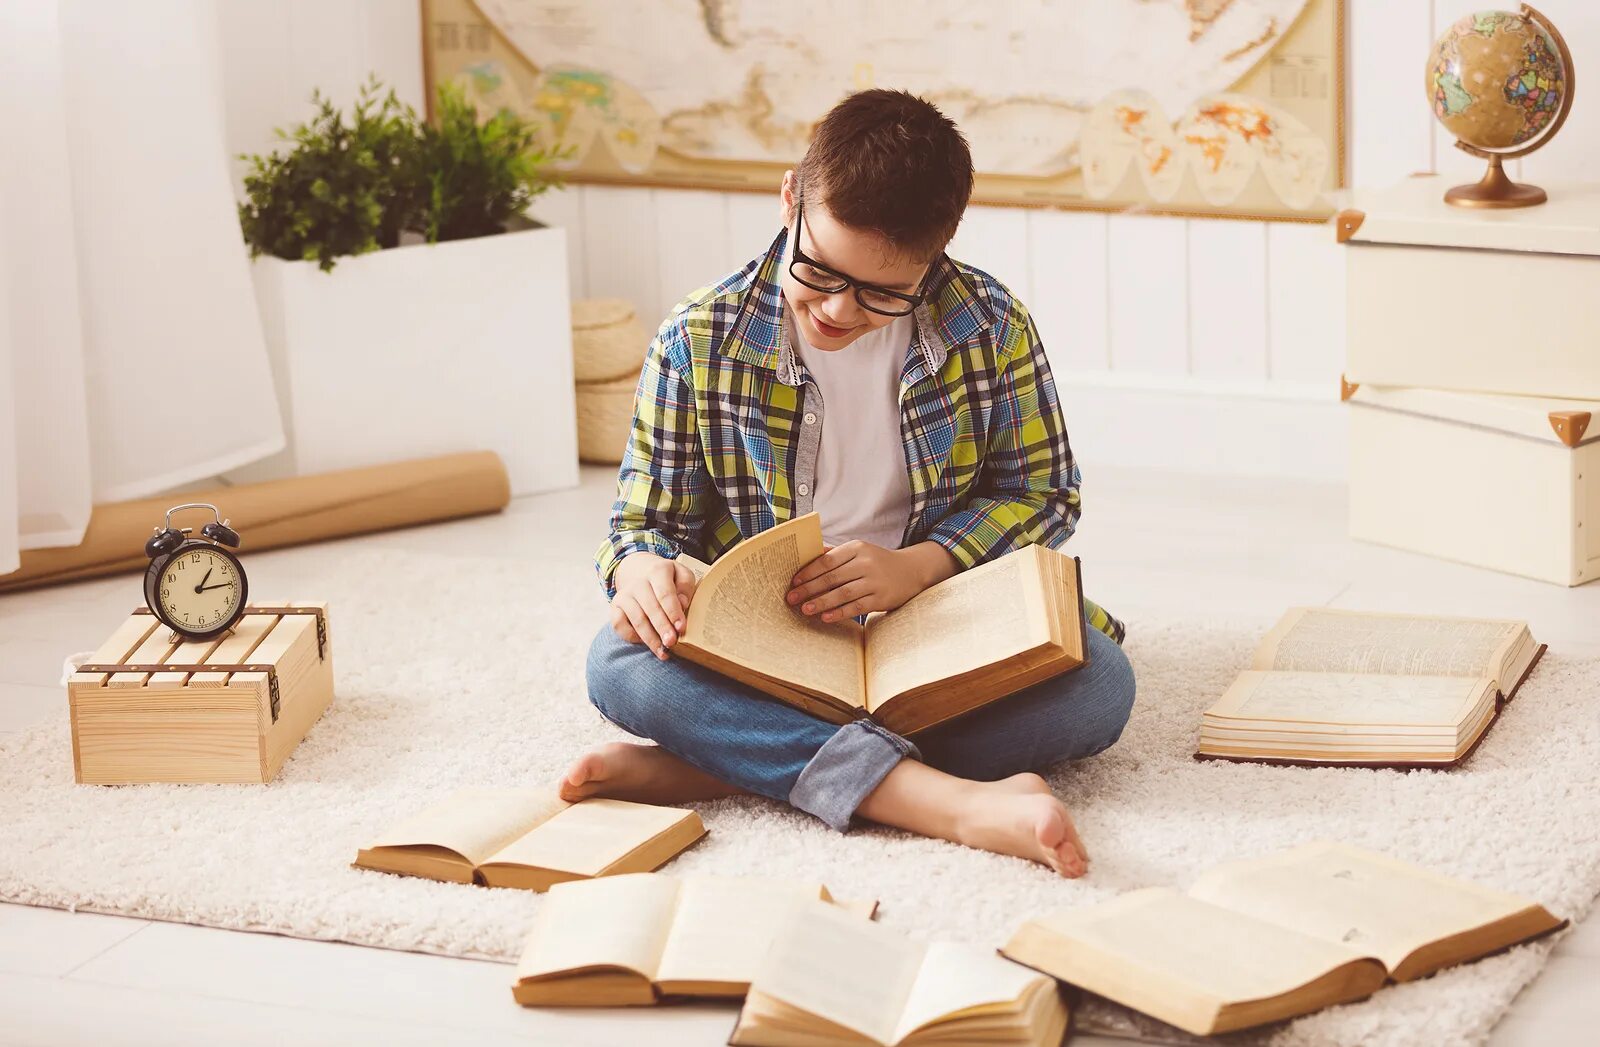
[
  {"xmin": 1351, "ymin": 0, "xmax": 1436, "ymax": 187},
  {"xmin": 581, "ymin": 185, "xmax": 661, "ymax": 333},
  {"xmin": 189, "ymin": 613, "xmax": 280, "ymax": 687},
  {"xmin": 948, "ymin": 205, "xmax": 1034, "ymax": 306},
  {"xmin": 106, "ymin": 623, "xmax": 180, "ymax": 688},
  {"xmin": 726, "ymin": 191, "xmax": 782, "ymax": 259},
  {"xmin": 232, "ymin": 603, "xmax": 324, "ymax": 716},
  {"xmin": 148, "ymin": 636, "xmax": 226, "ymax": 688},
  {"xmin": 1266, "ymin": 222, "xmax": 1346, "ymax": 385},
  {"xmin": 69, "ymin": 614, "xmax": 159, "ymax": 689}
]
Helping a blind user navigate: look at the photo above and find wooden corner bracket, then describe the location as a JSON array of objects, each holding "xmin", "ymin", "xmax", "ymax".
[
  {"xmin": 1335, "ymin": 210, "xmax": 1365, "ymax": 244},
  {"xmin": 1549, "ymin": 411, "xmax": 1591, "ymax": 448}
]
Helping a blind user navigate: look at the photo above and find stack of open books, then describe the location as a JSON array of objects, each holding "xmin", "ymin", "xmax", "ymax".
[{"xmin": 1198, "ymin": 608, "xmax": 1543, "ymax": 767}]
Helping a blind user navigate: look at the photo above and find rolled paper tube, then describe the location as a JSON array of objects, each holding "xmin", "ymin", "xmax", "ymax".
[{"xmin": 0, "ymin": 451, "xmax": 511, "ymax": 594}]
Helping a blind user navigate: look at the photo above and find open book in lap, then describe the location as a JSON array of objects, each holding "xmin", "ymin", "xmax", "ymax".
[
  {"xmin": 671, "ymin": 513, "xmax": 1089, "ymax": 736},
  {"xmin": 1001, "ymin": 841, "xmax": 1565, "ymax": 1036},
  {"xmin": 1197, "ymin": 608, "xmax": 1545, "ymax": 767},
  {"xmin": 730, "ymin": 899, "xmax": 1068, "ymax": 1047},
  {"xmin": 352, "ymin": 788, "xmax": 705, "ymax": 890},
  {"xmin": 512, "ymin": 874, "xmax": 879, "ymax": 1006}
]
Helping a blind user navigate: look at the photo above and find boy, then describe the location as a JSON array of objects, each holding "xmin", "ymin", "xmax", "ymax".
[{"xmin": 563, "ymin": 89, "xmax": 1134, "ymax": 878}]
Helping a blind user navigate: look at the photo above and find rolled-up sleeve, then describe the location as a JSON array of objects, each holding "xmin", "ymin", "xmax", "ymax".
[{"xmin": 593, "ymin": 321, "xmax": 706, "ymax": 601}]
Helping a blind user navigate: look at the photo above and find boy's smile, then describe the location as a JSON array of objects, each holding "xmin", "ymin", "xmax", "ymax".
[{"xmin": 779, "ymin": 170, "xmax": 929, "ymax": 351}]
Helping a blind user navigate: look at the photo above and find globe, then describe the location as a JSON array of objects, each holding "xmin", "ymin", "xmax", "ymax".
[{"xmin": 1424, "ymin": 6, "xmax": 1574, "ymax": 207}]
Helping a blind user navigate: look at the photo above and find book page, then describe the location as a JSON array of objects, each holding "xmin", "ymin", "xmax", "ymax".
[
  {"xmin": 1188, "ymin": 842, "xmax": 1540, "ymax": 973},
  {"xmin": 1027, "ymin": 888, "xmax": 1374, "ymax": 1006},
  {"xmin": 365, "ymin": 788, "xmax": 568, "ymax": 866},
  {"xmin": 892, "ymin": 941, "xmax": 1041, "ymax": 1043},
  {"xmin": 684, "ymin": 514, "xmax": 866, "ymax": 708},
  {"xmin": 1253, "ymin": 609, "xmax": 1523, "ymax": 684},
  {"xmin": 864, "ymin": 546, "xmax": 1050, "ymax": 710},
  {"xmin": 515, "ymin": 873, "xmax": 680, "ymax": 982},
  {"xmin": 655, "ymin": 878, "xmax": 832, "ymax": 988},
  {"xmin": 485, "ymin": 798, "xmax": 689, "ymax": 875},
  {"xmin": 1208, "ymin": 672, "xmax": 1488, "ymax": 727},
  {"xmin": 748, "ymin": 899, "xmax": 923, "ymax": 1045}
]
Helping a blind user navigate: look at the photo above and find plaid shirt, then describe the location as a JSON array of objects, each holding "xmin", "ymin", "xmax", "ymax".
[{"xmin": 594, "ymin": 227, "xmax": 1125, "ymax": 645}]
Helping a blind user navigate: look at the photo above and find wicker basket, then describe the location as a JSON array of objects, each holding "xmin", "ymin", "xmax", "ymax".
[
  {"xmin": 577, "ymin": 368, "xmax": 640, "ymax": 464},
  {"xmin": 572, "ymin": 298, "xmax": 649, "ymax": 384}
]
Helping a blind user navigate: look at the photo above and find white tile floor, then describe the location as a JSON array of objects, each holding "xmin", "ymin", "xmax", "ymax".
[{"xmin": 1, "ymin": 464, "xmax": 1596, "ymax": 1046}]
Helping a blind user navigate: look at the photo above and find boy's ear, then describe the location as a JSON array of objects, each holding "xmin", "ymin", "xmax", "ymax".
[{"xmin": 779, "ymin": 169, "xmax": 796, "ymax": 225}]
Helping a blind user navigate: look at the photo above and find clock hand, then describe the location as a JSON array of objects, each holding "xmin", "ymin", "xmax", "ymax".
[
  {"xmin": 198, "ymin": 582, "xmax": 234, "ymax": 592},
  {"xmin": 194, "ymin": 567, "xmax": 213, "ymax": 594}
]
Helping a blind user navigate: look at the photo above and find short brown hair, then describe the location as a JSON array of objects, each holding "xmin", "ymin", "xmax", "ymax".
[{"xmin": 797, "ymin": 89, "xmax": 974, "ymax": 264}]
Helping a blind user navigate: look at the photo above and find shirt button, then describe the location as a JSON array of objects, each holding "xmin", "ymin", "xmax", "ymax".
[
  {"xmin": 798, "ymin": 483, "xmax": 810, "ymax": 496},
  {"xmin": 803, "ymin": 411, "xmax": 817, "ymax": 424}
]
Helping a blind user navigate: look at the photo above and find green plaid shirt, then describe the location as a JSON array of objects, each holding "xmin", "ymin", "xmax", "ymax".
[{"xmin": 594, "ymin": 227, "xmax": 1124, "ymax": 644}]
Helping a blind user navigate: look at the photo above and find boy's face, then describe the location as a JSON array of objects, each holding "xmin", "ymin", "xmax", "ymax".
[{"xmin": 778, "ymin": 170, "xmax": 931, "ymax": 352}]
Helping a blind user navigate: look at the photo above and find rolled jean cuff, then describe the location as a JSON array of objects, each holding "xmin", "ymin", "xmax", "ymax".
[{"xmin": 787, "ymin": 719, "xmax": 920, "ymax": 832}]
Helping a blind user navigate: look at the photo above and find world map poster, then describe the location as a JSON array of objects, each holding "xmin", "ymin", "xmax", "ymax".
[{"xmin": 421, "ymin": 0, "xmax": 1345, "ymax": 221}]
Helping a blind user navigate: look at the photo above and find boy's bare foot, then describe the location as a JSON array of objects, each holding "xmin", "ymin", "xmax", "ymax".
[
  {"xmin": 559, "ymin": 742, "xmax": 747, "ymax": 805},
  {"xmin": 952, "ymin": 777, "xmax": 1089, "ymax": 878}
]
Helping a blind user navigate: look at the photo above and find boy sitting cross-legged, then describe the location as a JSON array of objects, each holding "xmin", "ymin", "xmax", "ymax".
[{"xmin": 563, "ymin": 89, "xmax": 1135, "ymax": 878}]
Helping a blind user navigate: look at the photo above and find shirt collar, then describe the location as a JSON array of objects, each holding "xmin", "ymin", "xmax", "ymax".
[{"xmin": 715, "ymin": 227, "xmax": 998, "ymax": 386}]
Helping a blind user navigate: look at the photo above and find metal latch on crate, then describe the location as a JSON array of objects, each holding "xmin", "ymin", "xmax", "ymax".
[{"xmin": 74, "ymin": 663, "xmax": 286, "ymax": 722}]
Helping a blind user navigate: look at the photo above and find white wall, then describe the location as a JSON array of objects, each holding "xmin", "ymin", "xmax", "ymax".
[{"xmin": 217, "ymin": 0, "xmax": 1600, "ymax": 479}]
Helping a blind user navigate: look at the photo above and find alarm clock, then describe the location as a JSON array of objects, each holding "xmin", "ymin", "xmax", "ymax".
[{"xmin": 142, "ymin": 503, "xmax": 249, "ymax": 641}]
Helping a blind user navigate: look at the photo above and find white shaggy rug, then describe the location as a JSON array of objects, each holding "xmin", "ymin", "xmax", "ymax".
[{"xmin": 2, "ymin": 544, "xmax": 1598, "ymax": 1046}]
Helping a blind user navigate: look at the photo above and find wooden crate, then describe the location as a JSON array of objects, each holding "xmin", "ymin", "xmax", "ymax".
[{"xmin": 67, "ymin": 603, "xmax": 333, "ymax": 784}]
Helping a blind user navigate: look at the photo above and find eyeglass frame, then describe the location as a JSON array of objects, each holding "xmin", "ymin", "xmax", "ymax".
[{"xmin": 787, "ymin": 197, "xmax": 937, "ymax": 317}]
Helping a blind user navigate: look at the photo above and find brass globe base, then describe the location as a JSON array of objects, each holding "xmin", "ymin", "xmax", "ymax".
[{"xmin": 1445, "ymin": 155, "xmax": 1547, "ymax": 208}]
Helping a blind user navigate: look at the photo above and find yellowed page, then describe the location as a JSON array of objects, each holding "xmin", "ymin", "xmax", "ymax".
[
  {"xmin": 1188, "ymin": 841, "xmax": 1540, "ymax": 973},
  {"xmin": 747, "ymin": 899, "xmax": 923, "ymax": 1045},
  {"xmin": 1208, "ymin": 671, "xmax": 1488, "ymax": 727},
  {"xmin": 514, "ymin": 873, "xmax": 681, "ymax": 982},
  {"xmin": 682, "ymin": 513, "xmax": 866, "ymax": 708},
  {"xmin": 1253, "ymin": 609, "xmax": 1524, "ymax": 686},
  {"xmin": 365, "ymin": 788, "xmax": 568, "ymax": 866},
  {"xmin": 863, "ymin": 545, "xmax": 1050, "ymax": 711},
  {"xmin": 655, "ymin": 878, "xmax": 834, "ymax": 988},
  {"xmin": 485, "ymin": 799, "xmax": 690, "ymax": 876},
  {"xmin": 891, "ymin": 941, "xmax": 1043, "ymax": 1043},
  {"xmin": 1029, "ymin": 888, "xmax": 1373, "ymax": 1006}
]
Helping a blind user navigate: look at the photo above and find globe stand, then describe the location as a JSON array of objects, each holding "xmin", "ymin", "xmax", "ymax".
[{"xmin": 1444, "ymin": 154, "xmax": 1547, "ymax": 209}]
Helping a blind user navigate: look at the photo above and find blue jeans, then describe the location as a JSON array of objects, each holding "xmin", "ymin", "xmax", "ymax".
[{"xmin": 584, "ymin": 621, "xmax": 1137, "ymax": 832}]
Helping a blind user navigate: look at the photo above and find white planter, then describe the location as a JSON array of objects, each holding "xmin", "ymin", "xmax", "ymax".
[{"xmin": 225, "ymin": 224, "xmax": 577, "ymax": 497}]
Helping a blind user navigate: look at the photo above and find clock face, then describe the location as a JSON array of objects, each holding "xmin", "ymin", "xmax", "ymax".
[{"xmin": 156, "ymin": 546, "xmax": 245, "ymax": 634}]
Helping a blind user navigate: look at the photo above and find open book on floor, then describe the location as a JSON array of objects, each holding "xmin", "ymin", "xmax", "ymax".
[
  {"xmin": 352, "ymin": 788, "xmax": 705, "ymax": 890},
  {"xmin": 729, "ymin": 899, "xmax": 1067, "ymax": 1047},
  {"xmin": 1000, "ymin": 841, "xmax": 1565, "ymax": 1037},
  {"xmin": 512, "ymin": 874, "xmax": 878, "ymax": 1006},
  {"xmin": 1197, "ymin": 608, "xmax": 1545, "ymax": 767},
  {"xmin": 670, "ymin": 512, "xmax": 1088, "ymax": 736}
]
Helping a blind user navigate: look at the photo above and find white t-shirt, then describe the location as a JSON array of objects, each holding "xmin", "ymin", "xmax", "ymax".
[{"xmin": 787, "ymin": 302, "xmax": 915, "ymax": 549}]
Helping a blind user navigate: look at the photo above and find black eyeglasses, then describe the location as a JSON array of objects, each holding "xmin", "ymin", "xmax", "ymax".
[{"xmin": 788, "ymin": 199, "xmax": 932, "ymax": 317}]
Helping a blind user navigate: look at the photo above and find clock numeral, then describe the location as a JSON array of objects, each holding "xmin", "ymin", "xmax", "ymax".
[
  {"xmin": 176, "ymin": 561, "xmax": 185, "ymax": 571},
  {"xmin": 166, "ymin": 574, "xmax": 175, "ymax": 584},
  {"xmin": 161, "ymin": 587, "xmax": 170, "ymax": 598},
  {"xmin": 191, "ymin": 553, "xmax": 202, "ymax": 563}
]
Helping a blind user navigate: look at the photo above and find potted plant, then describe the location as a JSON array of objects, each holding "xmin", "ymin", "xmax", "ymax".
[{"xmin": 228, "ymin": 78, "xmax": 578, "ymax": 497}]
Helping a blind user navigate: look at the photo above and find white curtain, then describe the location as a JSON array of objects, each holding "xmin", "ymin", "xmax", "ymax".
[{"xmin": 0, "ymin": 0, "xmax": 284, "ymax": 574}]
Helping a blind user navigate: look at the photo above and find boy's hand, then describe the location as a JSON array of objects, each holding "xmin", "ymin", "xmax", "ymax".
[
  {"xmin": 786, "ymin": 540, "xmax": 959, "ymax": 622},
  {"xmin": 611, "ymin": 552, "xmax": 698, "ymax": 660}
]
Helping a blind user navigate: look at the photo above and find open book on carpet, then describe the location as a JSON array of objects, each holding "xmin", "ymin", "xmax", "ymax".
[
  {"xmin": 512, "ymin": 874, "xmax": 877, "ymax": 1006},
  {"xmin": 1001, "ymin": 841, "xmax": 1565, "ymax": 1036},
  {"xmin": 1197, "ymin": 608, "xmax": 1545, "ymax": 767},
  {"xmin": 671, "ymin": 512, "xmax": 1087, "ymax": 735},
  {"xmin": 352, "ymin": 788, "xmax": 705, "ymax": 890},
  {"xmin": 729, "ymin": 898, "xmax": 1068, "ymax": 1046}
]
